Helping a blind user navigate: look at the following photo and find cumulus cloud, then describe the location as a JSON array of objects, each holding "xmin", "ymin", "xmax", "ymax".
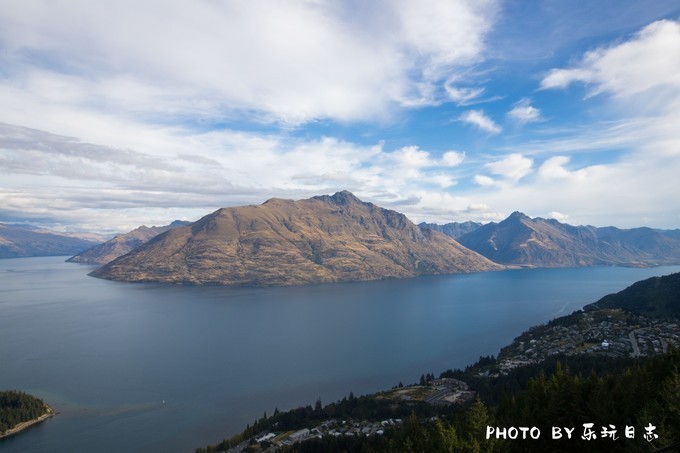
[
  {"xmin": 538, "ymin": 156, "xmax": 574, "ymax": 180},
  {"xmin": 507, "ymin": 98, "xmax": 542, "ymax": 124},
  {"xmin": 360, "ymin": 145, "xmax": 465, "ymax": 192},
  {"xmin": 473, "ymin": 175, "xmax": 497, "ymax": 187},
  {"xmin": 0, "ymin": 0, "xmax": 498, "ymax": 126},
  {"xmin": 484, "ymin": 153, "xmax": 533, "ymax": 182},
  {"xmin": 0, "ymin": 122, "xmax": 468, "ymax": 231},
  {"xmin": 547, "ymin": 211, "xmax": 569, "ymax": 222},
  {"xmin": 2, "ymin": 8, "xmax": 679, "ymax": 232},
  {"xmin": 540, "ymin": 19, "xmax": 680, "ymax": 103},
  {"xmin": 458, "ymin": 109, "xmax": 501, "ymax": 134},
  {"xmin": 467, "ymin": 203, "xmax": 490, "ymax": 211},
  {"xmin": 441, "ymin": 150, "xmax": 466, "ymax": 166},
  {"xmin": 428, "ymin": 20, "xmax": 680, "ymax": 228}
]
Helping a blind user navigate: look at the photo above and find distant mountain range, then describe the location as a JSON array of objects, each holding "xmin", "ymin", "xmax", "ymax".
[
  {"xmin": 67, "ymin": 220, "xmax": 190, "ymax": 265},
  {"xmin": 0, "ymin": 223, "xmax": 104, "ymax": 259},
  {"xmin": 423, "ymin": 211, "xmax": 680, "ymax": 268},
  {"xmin": 91, "ymin": 191, "xmax": 501, "ymax": 286},
  {"xmin": 417, "ymin": 221, "xmax": 481, "ymax": 239},
  {"xmin": 7, "ymin": 195, "xmax": 680, "ymax": 283}
]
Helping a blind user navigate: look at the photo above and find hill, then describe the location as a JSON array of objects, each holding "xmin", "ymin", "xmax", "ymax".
[
  {"xmin": 456, "ymin": 212, "xmax": 680, "ymax": 267},
  {"xmin": 67, "ymin": 220, "xmax": 190, "ymax": 265},
  {"xmin": 91, "ymin": 191, "xmax": 502, "ymax": 286},
  {"xmin": 585, "ymin": 272, "xmax": 680, "ymax": 318},
  {"xmin": 0, "ymin": 223, "xmax": 103, "ymax": 258}
]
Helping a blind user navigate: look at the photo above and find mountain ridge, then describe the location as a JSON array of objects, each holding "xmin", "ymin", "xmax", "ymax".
[
  {"xmin": 0, "ymin": 223, "xmax": 103, "ymax": 258},
  {"xmin": 67, "ymin": 220, "xmax": 190, "ymax": 265},
  {"xmin": 418, "ymin": 220, "xmax": 482, "ymax": 239},
  {"xmin": 452, "ymin": 212, "xmax": 680, "ymax": 268},
  {"xmin": 90, "ymin": 191, "xmax": 502, "ymax": 286}
]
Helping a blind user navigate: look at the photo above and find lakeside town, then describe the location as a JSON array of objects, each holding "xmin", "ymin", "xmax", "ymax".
[
  {"xmin": 216, "ymin": 306, "xmax": 680, "ymax": 452},
  {"xmin": 496, "ymin": 308, "xmax": 680, "ymax": 374}
]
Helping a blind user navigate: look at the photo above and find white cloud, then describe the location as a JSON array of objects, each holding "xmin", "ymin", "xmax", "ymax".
[
  {"xmin": 395, "ymin": 0, "xmax": 498, "ymax": 77},
  {"xmin": 0, "ymin": 0, "xmax": 498, "ymax": 126},
  {"xmin": 458, "ymin": 109, "xmax": 501, "ymax": 134},
  {"xmin": 538, "ymin": 156, "xmax": 575, "ymax": 180},
  {"xmin": 1, "ymin": 8, "xmax": 679, "ymax": 232},
  {"xmin": 547, "ymin": 211, "xmax": 569, "ymax": 222},
  {"xmin": 540, "ymin": 19, "xmax": 680, "ymax": 104},
  {"xmin": 507, "ymin": 98, "xmax": 541, "ymax": 124},
  {"xmin": 467, "ymin": 203, "xmax": 490, "ymax": 211},
  {"xmin": 441, "ymin": 151, "xmax": 466, "ymax": 167},
  {"xmin": 541, "ymin": 68, "xmax": 591, "ymax": 91},
  {"xmin": 360, "ymin": 145, "xmax": 465, "ymax": 193},
  {"xmin": 444, "ymin": 78, "xmax": 486, "ymax": 105},
  {"xmin": 0, "ymin": 122, "xmax": 469, "ymax": 231},
  {"xmin": 473, "ymin": 175, "xmax": 497, "ymax": 187},
  {"xmin": 430, "ymin": 175, "xmax": 457, "ymax": 189},
  {"xmin": 484, "ymin": 153, "xmax": 533, "ymax": 182}
]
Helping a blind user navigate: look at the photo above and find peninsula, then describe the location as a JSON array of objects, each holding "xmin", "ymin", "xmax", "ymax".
[{"xmin": 0, "ymin": 391, "xmax": 53, "ymax": 439}]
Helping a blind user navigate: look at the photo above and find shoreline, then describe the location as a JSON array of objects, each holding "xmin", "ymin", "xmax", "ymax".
[{"xmin": 0, "ymin": 405, "xmax": 54, "ymax": 440}]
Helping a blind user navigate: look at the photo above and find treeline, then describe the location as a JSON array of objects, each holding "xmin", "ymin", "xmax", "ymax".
[
  {"xmin": 442, "ymin": 353, "xmax": 640, "ymax": 406},
  {"xmin": 198, "ymin": 348, "xmax": 680, "ymax": 452},
  {"xmin": 587, "ymin": 272, "xmax": 680, "ymax": 318},
  {"xmin": 0, "ymin": 390, "xmax": 48, "ymax": 434},
  {"xmin": 280, "ymin": 349, "xmax": 680, "ymax": 452},
  {"xmin": 197, "ymin": 392, "xmax": 466, "ymax": 452},
  {"xmin": 277, "ymin": 399, "xmax": 496, "ymax": 453},
  {"xmin": 490, "ymin": 347, "xmax": 680, "ymax": 451}
]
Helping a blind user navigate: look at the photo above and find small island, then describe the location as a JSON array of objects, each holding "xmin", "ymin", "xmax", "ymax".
[{"xmin": 0, "ymin": 391, "xmax": 53, "ymax": 439}]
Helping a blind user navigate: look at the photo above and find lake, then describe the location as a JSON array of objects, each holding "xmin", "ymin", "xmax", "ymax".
[{"xmin": 1, "ymin": 256, "xmax": 679, "ymax": 452}]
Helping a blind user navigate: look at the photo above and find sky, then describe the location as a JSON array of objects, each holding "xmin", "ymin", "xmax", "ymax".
[{"xmin": 1, "ymin": 0, "xmax": 679, "ymax": 234}]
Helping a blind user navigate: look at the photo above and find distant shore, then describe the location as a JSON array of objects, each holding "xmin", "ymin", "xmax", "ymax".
[{"xmin": 0, "ymin": 404, "xmax": 54, "ymax": 440}]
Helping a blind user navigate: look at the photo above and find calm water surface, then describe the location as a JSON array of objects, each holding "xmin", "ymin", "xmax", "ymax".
[{"xmin": 1, "ymin": 257, "xmax": 679, "ymax": 452}]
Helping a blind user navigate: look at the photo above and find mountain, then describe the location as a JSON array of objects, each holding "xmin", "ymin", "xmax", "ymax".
[
  {"xmin": 91, "ymin": 191, "xmax": 502, "ymax": 286},
  {"xmin": 457, "ymin": 211, "xmax": 680, "ymax": 267},
  {"xmin": 418, "ymin": 221, "xmax": 482, "ymax": 239},
  {"xmin": 585, "ymin": 272, "xmax": 680, "ymax": 318},
  {"xmin": 0, "ymin": 223, "xmax": 103, "ymax": 258},
  {"xmin": 67, "ymin": 220, "xmax": 191, "ymax": 265}
]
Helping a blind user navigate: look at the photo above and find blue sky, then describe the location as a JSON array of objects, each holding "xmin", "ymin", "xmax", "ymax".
[{"xmin": 0, "ymin": 0, "xmax": 679, "ymax": 234}]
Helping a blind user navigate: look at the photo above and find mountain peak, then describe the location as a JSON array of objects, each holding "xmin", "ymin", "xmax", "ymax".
[
  {"xmin": 507, "ymin": 211, "xmax": 529, "ymax": 220},
  {"xmin": 90, "ymin": 192, "xmax": 501, "ymax": 286},
  {"xmin": 330, "ymin": 190, "xmax": 362, "ymax": 204},
  {"xmin": 312, "ymin": 190, "xmax": 364, "ymax": 206},
  {"xmin": 66, "ymin": 221, "xmax": 189, "ymax": 265}
]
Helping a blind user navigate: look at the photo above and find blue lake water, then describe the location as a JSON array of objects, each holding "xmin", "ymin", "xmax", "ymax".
[{"xmin": 1, "ymin": 256, "xmax": 679, "ymax": 452}]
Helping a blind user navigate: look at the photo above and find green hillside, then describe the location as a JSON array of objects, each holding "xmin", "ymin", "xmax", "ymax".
[{"xmin": 586, "ymin": 272, "xmax": 680, "ymax": 318}]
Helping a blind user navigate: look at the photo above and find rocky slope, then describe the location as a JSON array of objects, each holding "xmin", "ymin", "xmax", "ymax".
[
  {"xmin": 456, "ymin": 212, "xmax": 680, "ymax": 267},
  {"xmin": 67, "ymin": 220, "xmax": 190, "ymax": 265},
  {"xmin": 0, "ymin": 223, "xmax": 103, "ymax": 258},
  {"xmin": 91, "ymin": 191, "xmax": 502, "ymax": 286}
]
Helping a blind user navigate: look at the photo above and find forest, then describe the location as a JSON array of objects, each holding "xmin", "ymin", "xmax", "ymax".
[
  {"xmin": 197, "ymin": 348, "xmax": 680, "ymax": 452},
  {"xmin": 0, "ymin": 390, "xmax": 49, "ymax": 435}
]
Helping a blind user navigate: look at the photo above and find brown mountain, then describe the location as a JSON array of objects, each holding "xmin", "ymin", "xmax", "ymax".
[
  {"xmin": 457, "ymin": 211, "xmax": 680, "ymax": 267},
  {"xmin": 0, "ymin": 223, "xmax": 103, "ymax": 258},
  {"xmin": 90, "ymin": 191, "xmax": 502, "ymax": 286},
  {"xmin": 67, "ymin": 220, "xmax": 190, "ymax": 265}
]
